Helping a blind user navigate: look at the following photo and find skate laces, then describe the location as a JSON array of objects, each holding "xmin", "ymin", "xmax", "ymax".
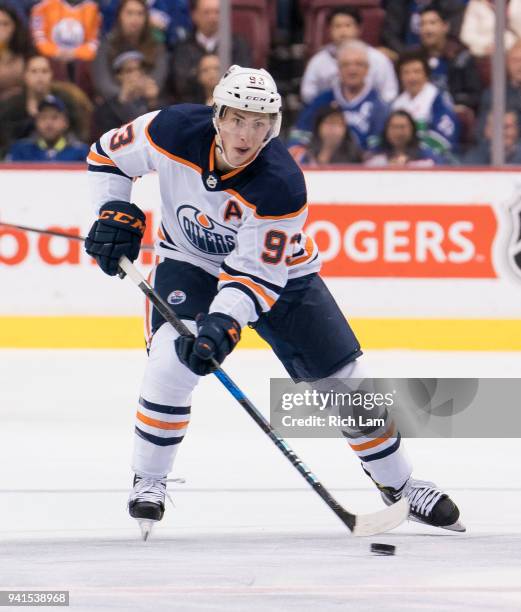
[
  {"xmin": 403, "ymin": 479, "xmax": 443, "ymax": 517},
  {"xmin": 131, "ymin": 476, "xmax": 167, "ymax": 505}
]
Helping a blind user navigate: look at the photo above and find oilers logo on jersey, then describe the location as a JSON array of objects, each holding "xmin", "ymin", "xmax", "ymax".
[
  {"xmin": 167, "ymin": 290, "xmax": 187, "ymax": 305},
  {"xmin": 177, "ymin": 205, "xmax": 237, "ymax": 255}
]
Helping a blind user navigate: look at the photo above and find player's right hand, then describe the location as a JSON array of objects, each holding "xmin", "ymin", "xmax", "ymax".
[
  {"xmin": 85, "ymin": 201, "xmax": 146, "ymax": 276},
  {"xmin": 175, "ymin": 313, "xmax": 241, "ymax": 376}
]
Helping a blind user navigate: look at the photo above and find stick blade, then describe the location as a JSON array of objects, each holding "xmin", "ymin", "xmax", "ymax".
[{"xmin": 352, "ymin": 498, "xmax": 409, "ymax": 537}]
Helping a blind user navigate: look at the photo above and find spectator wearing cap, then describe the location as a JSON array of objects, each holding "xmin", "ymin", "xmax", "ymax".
[
  {"xmin": 460, "ymin": 0, "xmax": 521, "ymax": 57},
  {"xmin": 462, "ymin": 109, "xmax": 521, "ymax": 164},
  {"xmin": 366, "ymin": 109, "xmax": 447, "ymax": 166},
  {"xmin": 381, "ymin": 0, "xmax": 466, "ymax": 60},
  {"xmin": 92, "ymin": 50, "xmax": 163, "ymax": 138},
  {"xmin": 301, "ymin": 6, "xmax": 398, "ymax": 105},
  {"xmin": 170, "ymin": 0, "xmax": 251, "ymax": 102},
  {"xmin": 392, "ymin": 51, "xmax": 459, "ymax": 155},
  {"xmin": 92, "ymin": 0, "xmax": 167, "ymax": 102},
  {"xmin": 0, "ymin": 53, "xmax": 91, "ymax": 156},
  {"xmin": 289, "ymin": 41, "xmax": 389, "ymax": 155},
  {"xmin": 294, "ymin": 104, "xmax": 363, "ymax": 166},
  {"xmin": 6, "ymin": 93, "xmax": 89, "ymax": 160},
  {"xmin": 416, "ymin": 3, "xmax": 481, "ymax": 111},
  {"xmin": 0, "ymin": 3, "xmax": 33, "ymax": 101}
]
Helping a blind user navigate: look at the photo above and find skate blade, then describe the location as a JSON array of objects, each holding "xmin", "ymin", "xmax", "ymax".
[
  {"xmin": 137, "ymin": 519, "xmax": 156, "ymax": 541},
  {"xmin": 441, "ymin": 519, "xmax": 466, "ymax": 533},
  {"xmin": 409, "ymin": 515, "xmax": 467, "ymax": 532},
  {"xmin": 353, "ymin": 497, "xmax": 409, "ymax": 536}
]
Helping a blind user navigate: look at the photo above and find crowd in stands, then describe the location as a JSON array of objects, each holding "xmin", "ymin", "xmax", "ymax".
[{"xmin": 0, "ymin": 0, "xmax": 520, "ymax": 166}]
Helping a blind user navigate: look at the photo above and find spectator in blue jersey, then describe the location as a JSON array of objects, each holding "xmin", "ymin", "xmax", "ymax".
[
  {"xmin": 97, "ymin": 0, "xmax": 191, "ymax": 47},
  {"xmin": 366, "ymin": 109, "xmax": 448, "ymax": 166},
  {"xmin": 300, "ymin": 6, "xmax": 398, "ymax": 105},
  {"xmin": 6, "ymin": 94, "xmax": 88, "ymax": 161},
  {"xmin": 462, "ymin": 110, "xmax": 521, "ymax": 164},
  {"xmin": 381, "ymin": 0, "xmax": 466, "ymax": 60},
  {"xmin": 289, "ymin": 41, "xmax": 389, "ymax": 156},
  {"xmin": 294, "ymin": 103, "xmax": 363, "ymax": 166},
  {"xmin": 417, "ymin": 3, "xmax": 481, "ymax": 111},
  {"xmin": 392, "ymin": 51, "xmax": 459, "ymax": 156}
]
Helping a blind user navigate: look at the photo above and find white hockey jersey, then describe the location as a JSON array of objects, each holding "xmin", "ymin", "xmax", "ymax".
[{"xmin": 87, "ymin": 104, "xmax": 321, "ymax": 327}]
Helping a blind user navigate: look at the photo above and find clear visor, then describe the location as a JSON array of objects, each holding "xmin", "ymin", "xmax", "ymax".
[{"xmin": 218, "ymin": 109, "xmax": 277, "ymax": 142}]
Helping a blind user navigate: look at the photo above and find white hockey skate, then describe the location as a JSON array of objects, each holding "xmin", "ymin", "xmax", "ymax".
[{"xmin": 128, "ymin": 474, "xmax": 167, "ymax": 540}]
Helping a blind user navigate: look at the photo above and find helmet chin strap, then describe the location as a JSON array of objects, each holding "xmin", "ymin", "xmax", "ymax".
[
  {"xmin": 214, "ymin": 128, "xmax": 263, "ymax": 170},
  {"xmin": 213, "ymin": 118, "xmax": 270, "ymax": 170}
]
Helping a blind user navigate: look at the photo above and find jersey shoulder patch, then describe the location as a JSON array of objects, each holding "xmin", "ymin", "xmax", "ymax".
[
  {"xmin": 243, "ymin": 139, "xmax": 307, "ymax": 218},
  {"xmin": 146, "ymin": 104, "xmax": 213, "ymax": 168}
]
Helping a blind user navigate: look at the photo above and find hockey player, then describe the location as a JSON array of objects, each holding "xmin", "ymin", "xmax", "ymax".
[{"xmin": 85, "ymin": 65, "xmax": 465, "ymax": 535}]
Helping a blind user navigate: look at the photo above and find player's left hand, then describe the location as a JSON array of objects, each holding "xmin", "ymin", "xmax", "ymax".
[{"xmin": 175, "ymin": 313, "xmax": 241, "ymax": 376}]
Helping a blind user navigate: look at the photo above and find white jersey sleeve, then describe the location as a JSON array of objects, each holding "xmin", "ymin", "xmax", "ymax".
[{"xmin": 87, "ymin": 110, "xmax": 160, "ymax": 213}]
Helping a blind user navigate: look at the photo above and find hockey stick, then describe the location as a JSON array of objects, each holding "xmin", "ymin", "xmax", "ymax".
[
  {"xmin": 118, "ymin": 255, "xmax": 409, "ymax": 536},
  {"xmin": 0, "ymin": 221, "xmax": 155, "ymax": 252}
]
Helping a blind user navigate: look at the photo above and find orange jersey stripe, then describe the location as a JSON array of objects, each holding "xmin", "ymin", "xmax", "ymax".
[
  {"xmin": 225, "ymin": 188, "xmax": 307, "ymax": 220},
  {"xmin": 145, "ymin": 121, "xmax": 202, "ymax": 174},
  {"xmin": 208, "ymin": 137, "xmax": 252, "ymax": 180},
  {"xmin": 349, "ymin": 423, "xmax": 396, "ymax": 452},
  {"xmin": 136, "ymin": 411, "xmax": 189, "ymax": 431},
  {"xmin": 256, "ymin": 202, "xmax": 307, "ymax": 220},
  {"xmin": 219, "ymin": 272, "xmax": 275, "ymax": 308},
  {"xmin": 288, "ymin": 236, "xmax": 315, "ymax": 266},
  {"xmin": 87, "ymin": 151, "xmax": 116, "ymax": 166}
]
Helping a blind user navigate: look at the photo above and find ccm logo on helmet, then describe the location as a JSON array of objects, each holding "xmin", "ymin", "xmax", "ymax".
[{"xmin": 245, "ymin": 95, "xmax": 268, "ymax": 101}]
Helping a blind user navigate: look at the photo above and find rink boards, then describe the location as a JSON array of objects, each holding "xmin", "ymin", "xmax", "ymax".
[{"xmin": 1, "ymin": 165, "xmax": 521, "ymax": 349}]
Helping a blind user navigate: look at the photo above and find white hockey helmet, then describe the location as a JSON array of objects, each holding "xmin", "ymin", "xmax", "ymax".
[{"xmin": 212, "ymin": 65, "xmax": 282, "ymax": 167}]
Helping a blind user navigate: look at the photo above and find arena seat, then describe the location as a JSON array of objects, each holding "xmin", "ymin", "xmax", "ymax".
[
  {"xmin": 455, "ymin": 105, "xmax": 476, "ymax": 151},
  {"xmin": 232, "ymin": 0, "xmax": 271, "ymax": 68}
]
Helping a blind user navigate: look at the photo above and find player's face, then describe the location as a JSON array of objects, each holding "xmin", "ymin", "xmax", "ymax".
[
  {"xmin": 400, "ymin": 61, "xmax": 428, "ymax": 97},
  {"xmin": 218, "ymin": 109, "xmax": 272, "ymax": 166}
]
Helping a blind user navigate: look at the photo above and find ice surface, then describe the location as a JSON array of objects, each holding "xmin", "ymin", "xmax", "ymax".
[{"xmin": 1, "ymin": 349, "xmax": 520, "ymax": 611}]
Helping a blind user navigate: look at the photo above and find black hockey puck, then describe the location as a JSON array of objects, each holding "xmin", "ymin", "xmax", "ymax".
[{"xmin": 370, "ymin": 543, "xmax": 396, "ymax": 556}]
